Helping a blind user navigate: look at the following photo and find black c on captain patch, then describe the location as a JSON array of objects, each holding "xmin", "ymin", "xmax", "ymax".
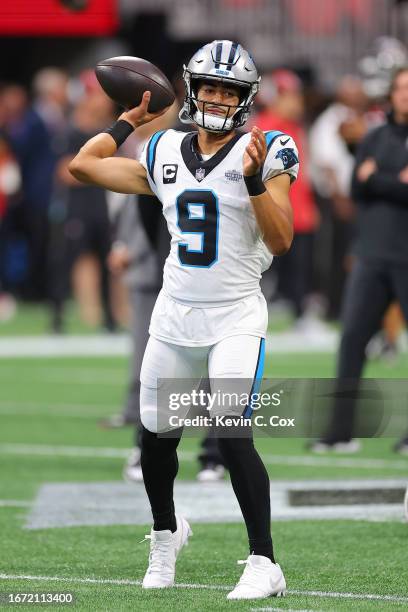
[{"xmin": 163, "ymin": 164, "xmax": 178, "ymax": 183}]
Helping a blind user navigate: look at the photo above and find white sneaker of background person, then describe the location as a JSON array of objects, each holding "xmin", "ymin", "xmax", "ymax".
[
  {"xmin": 142, "ymin": 515, "xmax": 192, "ymax": 588},
  {"xmin": 227, "ymin": 554, "xmax": 286, "ymax": 600},
  {"xmin": 123, "ymin": 448, "xmax": 143, "ymax": 482},
  {"xmin": 196, "ymin": 463, "xmax": 225, "ymax": 482}
]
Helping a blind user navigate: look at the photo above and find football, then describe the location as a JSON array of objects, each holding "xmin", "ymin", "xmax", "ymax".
[{"xmin": 95, "ymin": 56, "xmax": 175, "ymax": 112}]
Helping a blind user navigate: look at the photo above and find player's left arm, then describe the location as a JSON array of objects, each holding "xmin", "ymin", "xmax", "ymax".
[{"xmin": 243, "ymin": 127, "xmax": 293, "ymax": 255}]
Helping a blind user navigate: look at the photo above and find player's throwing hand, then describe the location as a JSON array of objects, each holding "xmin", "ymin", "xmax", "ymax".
[
  {"xmin": 119, "ymin": 91, "xmax": 171, "ymax": 129},
  {"xmin": 243, "ymin": 126, "xmax": 267, "ymax": 176}
]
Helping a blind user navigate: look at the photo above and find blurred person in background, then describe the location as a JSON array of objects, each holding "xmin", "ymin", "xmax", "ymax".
[
  {"xmin": 31, "ymin": 67, "xmax": 74, "ymax": 331},
  {"xmin": 310, "ymin": 75, "xmax": 369, "ymax": 320},
  {"xmin": 52, "ymin": 71, "xmax": 116, "ymax": 332},
  {"xmin": 311, "ymin": 69, "xmax": 406, "ymax": 358},
  {"xmin": 1, "ymin": 83, "xmax": 54, "ymax": 300},
  {"xmin": 359, "ymin": 38, "xmax": 408, "ymax": 360},
  {"xmin": 311, "ymin": 66, "xmax": 408, "ymax": 454},
  {"xmin": 251, "ymin": 69, "xmax": 320, "ymax": 332},
  {"xmin": 0, "ymin": 129, "xmax": 21, "ymax": 321},
  {"xmin": 33, "ymin": 68, "xmax": 70, "ymax": 152}
]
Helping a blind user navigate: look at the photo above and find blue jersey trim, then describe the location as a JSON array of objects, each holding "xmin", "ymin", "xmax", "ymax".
[
  {"xmin": 265, "ymin": 130, "xmax": 284, "ymax": 152},
  {"xmin": 242, "ymin": 338, "xmax": 266, "ymax": 419},
  {"xmin": 147, "ymin": 130, "xmax": 166, "ymax": 183}
]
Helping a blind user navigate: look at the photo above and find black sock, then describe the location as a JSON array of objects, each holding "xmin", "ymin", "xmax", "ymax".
[
  {"xmin": 218, "ymin": 434, "xmax": 275, "ymax": 563},
  {"xmin": 140, "ymin": 427, "xmax": 182, "ymax": 533}
]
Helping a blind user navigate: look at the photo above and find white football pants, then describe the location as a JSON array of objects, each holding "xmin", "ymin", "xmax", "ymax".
[{"xmin": 140, "ymin": 334, "xmax": 265, "ymax": 433}]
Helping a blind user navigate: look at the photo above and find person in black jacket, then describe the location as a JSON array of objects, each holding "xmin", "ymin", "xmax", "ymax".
[{"xmin": 312, "ymin": 66, "xmax": 408, "ymax": 452}]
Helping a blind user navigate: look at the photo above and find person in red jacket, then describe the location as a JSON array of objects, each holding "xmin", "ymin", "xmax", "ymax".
[
  {"xmin": 251, "ymin": 69, "xmax": 319, "ymax": 325},
  {"xmin": 0, "ymin": 131, "xmax": 20, "ymax": 321}
]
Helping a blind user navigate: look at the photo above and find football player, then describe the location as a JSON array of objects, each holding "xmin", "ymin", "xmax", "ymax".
[{"xmin": 69, "ymin": 40, "xmax": 298, "ymax": 600}]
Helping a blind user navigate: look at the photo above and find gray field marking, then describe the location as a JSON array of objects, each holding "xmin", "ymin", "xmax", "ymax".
[
  {"xmin": 262, "ymin": 454, "xmax": 408, "ymax": 470},
  {"xmin": 0, "ymin": 573, "xmax": 408, "ymax": 604},
  {"xmin": 1, "ymin": 442, "xmax": 408, "ymax": 471},
  {"xmin": 25, "ymin": 480, "xmax": 407, "ymax": 529},
  {"xmin": 290, "ymin": 488, "xmax": 406, "ymax": 506},
  {"xmin": 0, "ymin": 331, "xmax": 339, "ymax": 358}
]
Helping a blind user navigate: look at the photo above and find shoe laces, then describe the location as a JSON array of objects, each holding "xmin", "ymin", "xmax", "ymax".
[
  {"xmin": 235, "ymin": 558, "xmax": 263, "ymax": 588},
  {"xmin": 141, "ymin": 534, "xmax": 172, "ymax": 573}
]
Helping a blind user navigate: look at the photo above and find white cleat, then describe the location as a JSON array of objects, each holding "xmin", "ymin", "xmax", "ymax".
[
  {"xmin": 142, "ymin": 515, "xmax": 192, "ymax": 589},
  {"xmin": 227, "ymin": 555, "xmax": 286, "ymax": 600},
  {"xmin": 196, "ymin": 463, "xmax": 225, "ymax": 483}
]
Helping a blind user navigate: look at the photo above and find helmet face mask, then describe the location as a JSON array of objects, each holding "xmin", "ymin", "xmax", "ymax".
[{"xmin": 179, "ymin": 40, "xmax": 260, "ymax": 133}]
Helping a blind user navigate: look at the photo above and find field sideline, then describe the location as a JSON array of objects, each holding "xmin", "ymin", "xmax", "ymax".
[{"xmin": 0, "ymin": 348, "xmax": 407, "ymax": 610}]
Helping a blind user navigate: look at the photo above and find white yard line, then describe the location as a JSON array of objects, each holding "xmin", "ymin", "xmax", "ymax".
[
  {"xmin": 0, "ymin": 336, "xmax": 131, "ymax": 358},
  {"xmin": 0, "ymin": 402, "xmax": 115, "ymax": 419},
  {"xmin": 0, "ymin": 410, "xmax": 105, "ymax": 419},
  {"xmin": 0, "ymin": 443, "xmax": 129, "ymax": 459},
  {"xmin": 0, "ymin": 443, "xmax": 407, "ymax": 470},
  {"xmin": 0, "ymin": 573, "xmax": 407, "ymax": 603},
  {"xmin": 251, "ymin": 609, "xmax": 322, "ymax": 612},
  {"xmin": 0, "ymin": 369, "xmax": 124, "ymax": 385},
  {"xmin": 0, "ymin": 332, "xmax": 338, "ymax": 358},
  {"xmin": 0, "ymin": 500, "xmax": 31, "ymax": 508}
]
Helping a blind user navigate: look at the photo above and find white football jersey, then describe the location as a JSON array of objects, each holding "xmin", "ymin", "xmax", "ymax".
[{"xmin": 140, "ymin": 129, "xmax": 299, "ymax": 307}]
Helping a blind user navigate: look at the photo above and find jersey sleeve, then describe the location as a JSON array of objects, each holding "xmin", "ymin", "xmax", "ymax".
[
  {"xmin": 138, "ymin": 130, "xmax": 166, "ymax": 197},
  {"xmin": 262, "ymin": 131, "xmax": 299, "ymax": 184}
]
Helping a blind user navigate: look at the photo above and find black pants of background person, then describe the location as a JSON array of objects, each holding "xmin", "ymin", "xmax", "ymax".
[
  {"xmin": 47, "ymin": 199, "xmax": 115, "ymax": 332},
  {"xmin": 326, "ymin": 217, "xmax": 353, "ymax": 320},
  {"xmin": 322, "ymin": 257, "xmax": 408, "ymax": 443},
  {"xmin": 0, "ymin": 204, "xmax": 49, "ymax": 300},
  {"xmin": 313, "ymin": 196, "xmax": 353, "ymax": 321},
  {"xmin": 21, "ymin": 208, "xmax": 50, "ymax": 300},
  {"xmin": 273, "ymin": 232, "xmax": 314, "ymax": 318}
]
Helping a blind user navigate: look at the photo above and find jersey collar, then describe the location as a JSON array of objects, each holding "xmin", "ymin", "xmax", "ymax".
[{"xmin": 180, "ymin": 131, "xmax": 244, "ymax": 182}]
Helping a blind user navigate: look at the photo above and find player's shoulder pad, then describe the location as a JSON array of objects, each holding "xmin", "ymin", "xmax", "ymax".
[{"xmin": 265, "ymin": 131, "xmax": 299, "ymax": 172}]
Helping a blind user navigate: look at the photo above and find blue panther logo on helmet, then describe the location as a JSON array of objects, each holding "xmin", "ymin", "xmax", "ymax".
[{"xmin": 275, "ymin": 148, "xmax": 298, "ymax": 170}]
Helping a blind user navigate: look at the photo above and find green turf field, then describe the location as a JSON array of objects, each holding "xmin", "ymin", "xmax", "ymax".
[{"xmin": 0, "ymin": 347, "xmax": 408, "ymax": 610}]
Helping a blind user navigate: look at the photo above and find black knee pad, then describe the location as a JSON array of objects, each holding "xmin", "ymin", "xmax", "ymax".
[
  {"xmin": 217, "ymin": 435, "xmax": 255, "ymax": 462},
  {"xmin": 140, "ymin": 426, "xmax": 182, "ymax": 457}
]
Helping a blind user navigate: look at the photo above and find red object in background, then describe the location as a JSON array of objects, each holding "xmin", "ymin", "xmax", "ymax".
[
  {"xmin": 0, "ymin": 192, "xmax": 6, "ymax": 219},
  {"xmin": 0, "ymin": 0, "xmax": 118, "ymax": 36},
  {"xmin": 285, "ymin": 0, "xmax": 374, "ymax": 35}
]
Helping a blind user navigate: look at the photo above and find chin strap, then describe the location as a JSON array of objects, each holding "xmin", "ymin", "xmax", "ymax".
[
  {"xmin": 192, "ymin": 110, "xmax": 234, "ymax": 132},
  {"xmin": 178, "ymin": 99, "xmax": 238, "ymax": 132}
]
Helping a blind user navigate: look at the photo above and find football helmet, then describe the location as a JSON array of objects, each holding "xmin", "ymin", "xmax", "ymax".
[{"xmin": 179, "ymin": 40, "xmax": 260, "ymax": 132}]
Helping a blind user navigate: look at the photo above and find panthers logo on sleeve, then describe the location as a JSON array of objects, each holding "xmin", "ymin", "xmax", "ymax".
[
  {"xmin": 275, "ymin": 147, "xmax": 299, "ymax": 170},
  {"xmin": 262, "ymin": 131, "xmax": 300, "ymax": 183}
]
